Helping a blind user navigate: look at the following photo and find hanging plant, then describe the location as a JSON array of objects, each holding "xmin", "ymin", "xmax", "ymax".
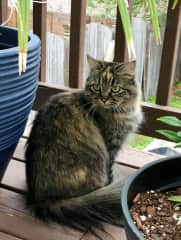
[
  {"xmin": 117, "ymin": 0, "xmax": 180, "ymax": 59},
  {"xmin": 17, "ymin": 0, "xmax": 31, "ymax": 75}
]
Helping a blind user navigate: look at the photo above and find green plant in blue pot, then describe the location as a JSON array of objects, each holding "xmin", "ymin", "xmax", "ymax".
[{"xmin": 0, "ymin": 0, "xmax": 41, "ymax": 179}]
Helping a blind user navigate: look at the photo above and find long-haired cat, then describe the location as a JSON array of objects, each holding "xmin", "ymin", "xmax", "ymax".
[{"xmin": 25, "ymin": 56, "xmax": 143, "ymax": 238}]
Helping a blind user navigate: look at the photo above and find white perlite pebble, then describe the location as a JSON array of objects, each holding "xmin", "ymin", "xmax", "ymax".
[
  {"xmin": 140, "ymin": 215, "xmax": 147, "ymax": 221},
  {"xmin": 151, "ymin": 226, "xmax": 155, "ymax": 230},
  {"xmin": 173, "ymin": 213, "xmax": 181, "ymax": 226}
]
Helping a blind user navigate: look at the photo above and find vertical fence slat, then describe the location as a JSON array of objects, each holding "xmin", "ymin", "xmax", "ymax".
[
  {"xmin": 33, "ymin": 1, "xmax": 47, "ymax": 83},
  {"xmin": 69, "ymin": 0, "xmax": 87, "ymax": 88},
  {"xmin": 156, "ymin": 0, "xmax": 181, "ymax": 105},
  {"xmin": 0, "ymin": 0, "xmax": 8, "ymax": 23}
]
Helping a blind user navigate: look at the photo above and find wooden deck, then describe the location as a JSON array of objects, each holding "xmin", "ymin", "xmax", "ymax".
[{"xmin": 0, "ymin": 111, "xmax": 163, "ymax": 240}]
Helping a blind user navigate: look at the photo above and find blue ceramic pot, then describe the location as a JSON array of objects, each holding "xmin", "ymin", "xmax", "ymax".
[
  {"xmin": 0, "ymin": 26, "xmax": 40, "ymax": 179},
  {"xmin": 121, "ymin": 155, "xmax": 181, "ymax": 240}
]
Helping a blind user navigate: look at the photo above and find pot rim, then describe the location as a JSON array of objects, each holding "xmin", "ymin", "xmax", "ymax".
[
  {"xmin": 0, "ymin": 26, "xmax": 40, "ymax": 56},
  {"xmin": 121, "ymin": 154, "xmax": 181, "ymax": 239}
]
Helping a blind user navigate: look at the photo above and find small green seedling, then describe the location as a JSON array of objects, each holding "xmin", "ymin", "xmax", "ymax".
[{"xmin": 168, "ymin": 195, "xmax": 181, "ymax": 203}]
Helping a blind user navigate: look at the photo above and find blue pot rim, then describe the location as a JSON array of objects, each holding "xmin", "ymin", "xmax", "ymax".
[
  {"xmin": 0, "ymin": 26, "xmax": 40, "ymax": 57},
  {"xmin": 121, "ymin": 155, "xmax": 181, "ymax": 240}
]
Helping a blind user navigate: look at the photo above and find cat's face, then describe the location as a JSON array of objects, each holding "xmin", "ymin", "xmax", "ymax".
[{"xmin": 85, "ymin": 56, "xmax": 138, "ymax": 109}]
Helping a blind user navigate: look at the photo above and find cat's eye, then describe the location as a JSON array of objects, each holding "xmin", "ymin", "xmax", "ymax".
[
  {"xmin": 111, "ymin": 86, "xmax": 121, "ymax": 93},
  {"xmin": 91, "ymin": 84, "xmax": 100, "ymax": 92}
]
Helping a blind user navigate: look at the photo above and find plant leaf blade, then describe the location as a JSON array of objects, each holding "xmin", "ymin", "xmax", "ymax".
[
  {"xmin": 147, "ymin": 0, "xmax": 161, "ymax": 44},
  {"xmin": 117, "ymin": 0, "xmax": 136, "ymax": 59},
  {"xmin": 157, "ymin": 116, "xmax": 181, "ymax": 127},
  {"xmin": 168, "ymin": 195, "xmax": 181, "ymax": 203},
  {"xmin": 17, "ymin": 0, "xmax": 31, "ymax": 75},
  {"xmin": 156, "ymin": 130, "xmax": 181, "ymax": 142}
]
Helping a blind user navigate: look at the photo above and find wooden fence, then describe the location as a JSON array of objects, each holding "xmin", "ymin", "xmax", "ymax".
[{"xmin": 0, "ymin": 0, "xmax": 181, "ymax": 140}]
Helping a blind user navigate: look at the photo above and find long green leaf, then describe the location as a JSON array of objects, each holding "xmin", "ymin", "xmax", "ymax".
[
  {"xmin": 17, "ymin": 0, "xmax": 31, "ymax": 74},
  {"xmin": 117, "ymin": 0, "xmax": 135, "ymax": 59},
  {"xmin": 156, "ymin": 130, "xmax": 181, "ymax": 142},
  {"xmin": 175, "ymin": 142, "xmax": 181, "ymax": 148},
  {"xmin": 147, "ymin": 0, "xmax": 161, "ymax": 44},
  {"xmin": 172, "ymin": 0, "xmax": 179, "ymax": 9},
  {"xmin": 177, "ymin": 131, "xmax": 181, "ymax": 137},
  {"xmin": 157, "ymin": 116, "xmax": 181, "ymax": 127},
  {"xmin": 168, "ymin": 195, "xmax": 181, "ymax": 203}
]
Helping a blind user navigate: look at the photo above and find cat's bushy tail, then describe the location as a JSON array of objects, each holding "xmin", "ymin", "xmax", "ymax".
[{"xmin": 34, "ymin": 180, "xmax": 123, "ymax": 239}]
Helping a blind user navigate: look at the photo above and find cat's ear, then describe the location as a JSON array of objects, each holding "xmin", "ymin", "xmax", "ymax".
[
  {"xmin": 87, "ymin": 55, "xmax": 99, "ymax": 70},
  {"xmin": 124, "ymin": 61, "xmax": 136, "ymax": 76}
]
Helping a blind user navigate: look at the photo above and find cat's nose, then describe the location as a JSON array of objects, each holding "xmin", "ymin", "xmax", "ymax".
[{"xmin": 101, "ymin": 98, "xmax": 108, "ymax": 103}]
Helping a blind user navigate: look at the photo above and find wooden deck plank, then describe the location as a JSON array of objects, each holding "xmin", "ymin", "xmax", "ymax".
[
  {"xmin": 0, "ymin": 189, "xmax": 27, "ymax": 215},
  {"xmin": 80, "ymin": 225, "xmax": 127, "ymax": 240},
  {"xmin": 2, "ymin": 159, "xmax": 135, "ymax": 193},
  {"xmin": 0, "ymin": 232, "xmax": 23, "ymax": 240},
  {"xmin": 0, "ymin": 206, "xmax": 82, "ymax": 240},
  {"xmin": 13, "ymin": 136, "xmax": 162, "ymax": 169},
  {"xmin": 13, "ymin": 139, "xmax": 27, "ymax": 162},
  {"xmin": 115, "ymin": 147, "xmax": 163, "ymax": 169},
  {"xmin": 1, "ymin": 160, "xmax": 26, "ymax": 193},
  {"xmin": 0, "ymin": 167, "xmax": 129, "ymax": 240},
  {"xmin": 23, "ymin": 111, "xmax": 37, "ymax": 138}
]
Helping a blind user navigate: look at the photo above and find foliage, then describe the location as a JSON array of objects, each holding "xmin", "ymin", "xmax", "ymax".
[
  {"xmin": 87, "ymin": 0, "xmax": 117, "ymax": 19},
  {"xmin": 168, "ymin": 195, "xmax": 181, "ymax": 203},
  {"xmin": 156, "ymin": 116, "xmax": 181, "ymax": 148},
  {"xmin": 149, "ymin": 96, "xmax": 181, "ymax": 109},
  {"xmin": 129, "ymin": 134, "xmax": 153, "ymax": 150},
  {"xmin": 148, "ymin": 79, "xmax": 181, "ymax": 109},
  {"xmin": 88, "ymin": 0, "xmax": 180, "ymax": 58}
]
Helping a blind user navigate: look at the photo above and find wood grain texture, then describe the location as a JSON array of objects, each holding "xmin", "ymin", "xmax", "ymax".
[
  {"xmin": 13, "ymin": 135, "xmax": 162, "ymax": 169},
  {"xmin": 0, "ymin": 206, "xmax": 82, "ymax": 240},
  {"xmin": 2, "ymin": 159, "xmax": 135, "ymax": 193},
  {"xmin": 1, "ymin": 160, "xmax": 26, "ymax": 193},
  {"xmin": 115, "ymin": 147, "xmax": 163, "ymax": 169},
  {"xmin": 13, "ymin": 138, "xmax": 27, "ymax": 162},
  {"xmin": 0, "ymin": 232, "xmax": 22, "ymax": 240},
  {"xmin": 0, "ymin": 0, "xmax": 8, "ymax": 23}
]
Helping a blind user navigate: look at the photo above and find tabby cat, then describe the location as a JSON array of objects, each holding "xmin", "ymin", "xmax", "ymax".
[{"xmin": 25, "ymin": 56, "xmax": 143, "ymax": 237}]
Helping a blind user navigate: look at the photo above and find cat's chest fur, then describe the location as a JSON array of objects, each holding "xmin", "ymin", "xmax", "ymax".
[
  {"xmin": 94, "ymin": 110, "xmax": 131, "ymax": 138},
  {"xmin": 93, "ymin": 108, "xmax": 140, "ymax": 153}
]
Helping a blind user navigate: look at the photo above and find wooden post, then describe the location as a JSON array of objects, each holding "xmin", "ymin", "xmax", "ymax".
[
  {"xmin": 0, "ymin": 0, "xmax": 8, "ymax": 24},
  {"xmin": 114, "ymin": 7, "xmax": 126, "ymax": 62},
  {"xmin": 69, "ymin": 0, "xmax": 87, "ymax": 88},
  {"xmin": 33, "ymin": 0, "xmax": 47, "ymax": 83},
  {"xmin": 156, "ymin": 0, "xmax": 181, "ymax": 105}
]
